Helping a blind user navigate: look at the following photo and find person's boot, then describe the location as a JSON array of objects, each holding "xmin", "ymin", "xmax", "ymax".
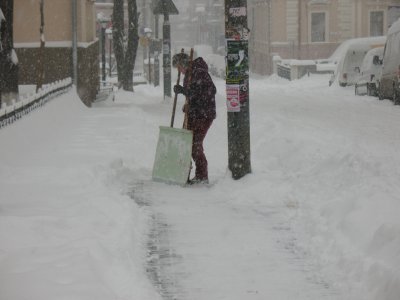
[{"xmin": 188, "ymin": 177, "xmax": 209, "ymax": 185}]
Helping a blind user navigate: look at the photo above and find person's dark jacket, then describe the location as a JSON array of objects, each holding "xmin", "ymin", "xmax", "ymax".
[{"xmin": 183, "ymin": 57, "xmax": 216, "ymax": 120}]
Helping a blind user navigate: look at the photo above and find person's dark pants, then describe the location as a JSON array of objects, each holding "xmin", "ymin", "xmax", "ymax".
[{"xmin": 188, "ymin": 118, "xmax": 213, "ymax": 180}]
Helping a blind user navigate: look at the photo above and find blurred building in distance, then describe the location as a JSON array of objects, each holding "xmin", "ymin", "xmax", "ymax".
[{"xmin": 248, "ymin": 0, "xmax": 400, "ymax": 75}]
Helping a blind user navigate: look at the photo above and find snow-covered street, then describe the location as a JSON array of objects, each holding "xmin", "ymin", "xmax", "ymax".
[{"xmin": 1, "ymin": 74, "xmax": 400, "ymax": 300}]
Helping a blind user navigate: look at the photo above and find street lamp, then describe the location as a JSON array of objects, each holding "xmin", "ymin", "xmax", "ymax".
[
  {"xmin": 154, "ymin": 50, "xmax": 160, "ymax": 87},
  {"xmin": 153, "ymin": 0, "xmax": 179, "ymax": 99},
  {"xmin": 98, "ymin": 15, "xmax": 108, "ymax": 85},
  {"xmin": 106, "ymin": 28, "xmax": 113, "ymax": 77},
  {"xmin": 144, "ymin": 27, "xmax": 153, "ymax": 84}
]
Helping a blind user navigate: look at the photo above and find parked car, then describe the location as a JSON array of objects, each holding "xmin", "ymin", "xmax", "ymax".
[
  {"xmin": 329, "ymin": 36, "xmax": 386, "ymax": 86},
  {"xmin": 355, "ymin": 47, "xmax": 384, "ymax": 96},
  {"xmin": 378, "ymin": 18, "xmax": 400, "ymax": 104}
]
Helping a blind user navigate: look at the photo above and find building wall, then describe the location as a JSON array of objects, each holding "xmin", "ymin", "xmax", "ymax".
[
  {"xmin": 14, "ymin": 0, "xmax": 95, "ymax": 44},
  {"xmin": 14, "ymin": 0, "xmax": 99, "ymax": 105},
  {"xmin": 15, "ymin": 47, "xmax": 72, "ymax": 84},
  {"xmin": 286, "ymin": 0, "xmax": 298, "ymax": 44},
  {"xmin": 14, "ymin": 0, "xmax": 72, "ymax": 44},
  {"xmin": 271, "ymin": 0, "xmax": 287, "ymax": 42},
  {"xmin": 78, "ymin": 0, "xmax": 97, "ymax": 43},
  {"xmin": 337, "ymin": 0, "xmax": 352, "ymax": 40}
]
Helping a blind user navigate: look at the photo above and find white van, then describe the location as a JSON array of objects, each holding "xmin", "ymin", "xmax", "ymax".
[
  {"xmin": 355, "ymin": 47, "xmax": 384, "ymax": 96},
  {"xmin": 379, "ymin": 18, "xmax": 400, "ymax": 104},
  {"xmin": 329, "ymin": 36, "xmax": 386, "ymax": 87}
]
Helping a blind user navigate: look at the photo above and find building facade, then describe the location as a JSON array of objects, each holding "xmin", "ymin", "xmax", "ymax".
[
  {"xmin": 14, "ymin": 0, "xmax": 99, "ymax": 106},
  {"xmin": 249, "ymin": 0, "xmax": 400, "ymax": 75}
]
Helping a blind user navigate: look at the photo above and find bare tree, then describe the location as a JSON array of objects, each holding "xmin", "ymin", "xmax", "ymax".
[
  {"xmin": 0, "ymin": 0, "xmax": 18, "ymax": 106},
  {"xmin": 113, "ymin": 0, "xmax": 139, "ymax": 91},
  {"xmin": 36, "ymin": 0, "xmax": 45, "ymax": 92}
]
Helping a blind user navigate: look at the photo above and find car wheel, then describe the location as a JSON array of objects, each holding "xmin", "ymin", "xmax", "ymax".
[
  {"xmin": 368, "ymin": 84, "xmax": 376, "ymax": 97},
  {"xmin": 367, "ymin": 84, "xmax": 372, "ymax": 96},
  {"xmin": 371, "ymin": 84, "xmax": 378, "ymax": 97},
  {"xmin": 378, "ymin": 83, "xmax": 384, "ymax": 100},
  {"xmin": 394, "ymin": 88, "xmax": 400, "ymax": 105}
]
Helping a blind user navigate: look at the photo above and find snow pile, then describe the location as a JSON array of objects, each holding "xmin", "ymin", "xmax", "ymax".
[
  {"xmin": 251, "ymin": 74, "xmax": 400, "ymax": 300},
  {"xmin": 0, "ymin": 90, "xmax": 161, "ymax": 300}
]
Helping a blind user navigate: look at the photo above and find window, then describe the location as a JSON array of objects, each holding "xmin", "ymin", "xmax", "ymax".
[
  {"xmin": 311, "ymin": 12, "xmax": 326, "ymax": 42},
  {"xmin": 370, "ymin": 11, "xmax": 384, "ymax": 36}
]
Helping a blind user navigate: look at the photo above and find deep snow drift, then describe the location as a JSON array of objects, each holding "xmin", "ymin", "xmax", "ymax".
[{"xmin": 1, "ymin": 74, "xmax": 400, "ymax": 300}]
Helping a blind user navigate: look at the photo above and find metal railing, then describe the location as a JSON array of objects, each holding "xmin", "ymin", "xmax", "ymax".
[
  {"xmin": 0, "ymin": 78, "xmax": 72, "ymax": 129},
  {"xmin": 277, "ymin": 64, "xmax": 291, "ymax": 80}
]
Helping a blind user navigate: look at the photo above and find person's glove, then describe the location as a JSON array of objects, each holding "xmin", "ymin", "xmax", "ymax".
[
  {"xmin": 182, "ymin": 103, "xmax": 188, "ymax": 113},
  {"xmin": 174, "ymin": 85, "xmax": 186, "ymax": 95}
]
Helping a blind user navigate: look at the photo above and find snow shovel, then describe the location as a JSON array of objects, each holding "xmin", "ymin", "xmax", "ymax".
[{"xmin": 152, "ymin": 49, "xmax": 194, "ymax": 186}]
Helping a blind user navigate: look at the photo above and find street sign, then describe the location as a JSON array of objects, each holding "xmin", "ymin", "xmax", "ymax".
[
  {"xmin": 150, "ymin": 39, "xmax": 162, "ymax": 53},
  {"xmin": 153, "ymin": 0, "xmax": 179, "ymax": 15}
]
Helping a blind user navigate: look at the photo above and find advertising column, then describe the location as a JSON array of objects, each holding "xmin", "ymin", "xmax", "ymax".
[{"xmin": 225, "ymin": 0, "xmax": 251, "ymax": 179}]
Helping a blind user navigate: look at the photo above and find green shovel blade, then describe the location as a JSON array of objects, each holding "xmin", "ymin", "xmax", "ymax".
[{"xmin": 152, "ymin": 126, "xmax": 193, "ymax": 186}]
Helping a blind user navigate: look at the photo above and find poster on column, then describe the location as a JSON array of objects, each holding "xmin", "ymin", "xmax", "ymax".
[
  {"xmin": 226, "ymin": 39, "xmax": 249, "ymax": 111},
  {"xmin": 226, "ymin": 40, "xmax": 249, "ymax": 85},
  {"xmin": 239, "ymin": 79, "xmax": 249, "ymax": 107},
  {"xmin": 226, "ymin": 85, "xmax": 240, "ymax": 112},
  {"xmin": 225, "ymin": 3, "xmax": 249, "ymax": 40}
]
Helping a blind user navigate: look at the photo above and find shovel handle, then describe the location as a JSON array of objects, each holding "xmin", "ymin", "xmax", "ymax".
[
  {"xmin": 170, "ymin": 49, "xmax": 185, "ymax": 128},
  {"xmin": 183, "ymin": 48, "xmax": 194, "ymax": 130}
]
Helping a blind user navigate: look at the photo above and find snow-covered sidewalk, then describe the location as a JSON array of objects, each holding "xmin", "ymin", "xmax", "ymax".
[
  {"xmin": 1, "ymin": 74, "xmax": 400, "ymax": 300},
  {"xmin": 139, "ymin": 180, "xmax": 341, "ymax": 300}
]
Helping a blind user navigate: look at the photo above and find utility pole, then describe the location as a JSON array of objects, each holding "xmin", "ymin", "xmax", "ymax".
[
  {"xmin": 153, "ymin": 3, "xmax": 160, "ymax": 87},
  {"xmin": 36, "ymin": 0, "xmax": 45, "ymax": 93},
  {"xmin": 0, "ymin": 7, "xmax": 5, "ymax": 108},
  {"xmin": 153, "ymin": 0, "xmax": 178, "ymax": 99},
  {"xmin": 101, "ymin": 23, "xmax": 106, "ymax": 83},
  {"xmin": 0, "ymin": 0, "xmax": 18, "ymax": 105},
  {"xmin": 72, "ymin": 0, "xmax": 77, "ymax": 87},
  {"xmin": 225, "ymin": 0, "xmax": 251, "ymax": 180}
]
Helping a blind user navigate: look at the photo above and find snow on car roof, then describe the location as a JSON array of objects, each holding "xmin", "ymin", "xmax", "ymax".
[
  {"xmin": 328, "ymin": 36, "xmax": 386, "ymax": 63},
  {"xmin": 365, "ymin": 46, "xmax": 384, "ymax": 56},
  {"xmin": 388, "ymin": 18, "xmax": 400, "ymax": 36}
]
